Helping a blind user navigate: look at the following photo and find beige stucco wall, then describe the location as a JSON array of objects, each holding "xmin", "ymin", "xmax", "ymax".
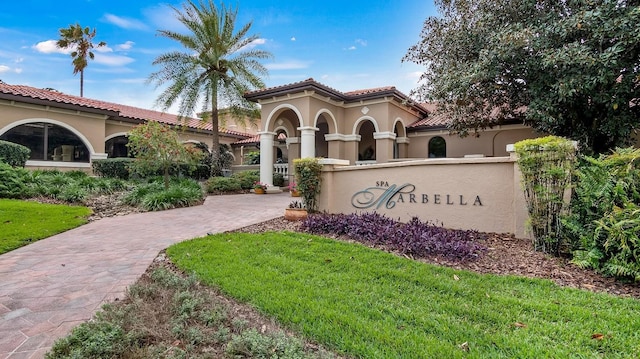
[
  {"xmin": 317, "ymin": 157, "xmax": 530, "ymax": 238},
  {"xmin": 407, "ymin": 125, "xmax": 540, "ymax": 158},
  {"xmin": 0, "ymin": 100, "xmax": 107, "ymax": 155}
]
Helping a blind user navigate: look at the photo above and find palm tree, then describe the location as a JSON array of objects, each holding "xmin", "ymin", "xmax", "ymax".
[
  {"xmin": 148, "ymin": 0, "xmax": 271, "ymax": 177},
  {"xmin": 56, "ymin": 24, "xmax": 106, "ymax": 97}
]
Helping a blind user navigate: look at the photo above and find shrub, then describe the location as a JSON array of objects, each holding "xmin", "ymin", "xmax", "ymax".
[
  {"xmin": 225, "ymin": 329, "xmax": 307, "ymax": 359},
  {"xmin": 124, "ymin": 178, "xmax": 203, "ymax": 211},
  {"xmin": 272, "ymin": 172, "xmax": 285, "ymax": 187},
  {"xmin": 302, "ymin": 212, "xmax": 487, "ymax": 261},
  {"xmin": 514, "ymin": 136, "xmax": 575, "ymax": 255},
  {"xmin": 244, "ymin": 150, "xmax": 260, "ymax": 165},
  {"xmin": 232, "ymin": 170, "xmax": 260, "ymax": 189},
  {"xmin": 564, "ymin": 147, "xmax": 640, "ymax": 281},
  {"xmin": 92, "ymin": 158, "xmax": 134, "ymax": 179},
  {"xmin": 294, "ymin": 158, "xmax": 323, "ymax": 212},
  {"xmin": 0, "ymin": 140, "xmax": 30, "ymax": 167},
  {"xmin": 205, "ymin": 177, "xmax": 242, "ymax": 193},
  {"xmin": 0, "ymin": 162, "xmax": 31, "ymax": 198}
]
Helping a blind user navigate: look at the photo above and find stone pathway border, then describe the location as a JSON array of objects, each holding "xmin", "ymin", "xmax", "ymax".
[{"xmin": 0, "ymin": 193, "xmax": 291, "ymax": 359}]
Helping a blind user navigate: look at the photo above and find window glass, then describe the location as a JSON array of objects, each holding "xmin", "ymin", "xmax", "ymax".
[
  {"xmin": 428, "ymin": 136, "xmax": 446, "ymax": 158},
  {"xmin": 0, "ymin": 122, "xmax": 89, "ymax": 162}
]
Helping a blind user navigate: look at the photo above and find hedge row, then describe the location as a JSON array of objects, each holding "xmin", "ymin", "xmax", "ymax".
[{"xmin": 0, "ymin": 140, "xmax": 30, "ymax": 167}]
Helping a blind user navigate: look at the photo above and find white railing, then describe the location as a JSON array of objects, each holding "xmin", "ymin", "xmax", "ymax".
[{"xmin": 274, "ymin": 163, "xmax": 288, "ymax": 177}]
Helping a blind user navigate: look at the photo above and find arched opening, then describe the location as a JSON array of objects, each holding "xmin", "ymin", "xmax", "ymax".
[
  {"xmin": 275, "ymin": 129, "xmax": 288, "ymax": 163},
  {"xmin": 0, "ymin": 122, "xmax": 90, "ymax": 162},
  {"xmin": 358, "ymin": 120, "xmax": 376, "ymax": 161},
  {"xmin": 393, "ymin": 121, "xmax": 405, "ymax": 159},
  {"xmin": 106, "ymin": 135, "xmax": 129, "ymax": 158},
  {"xmin": 428, "ymin": 136, "xmax": 446, "ymax": 158},
  {"xmin": 315, "ymin": 115, "xmax": 329, "ymax": 158}
]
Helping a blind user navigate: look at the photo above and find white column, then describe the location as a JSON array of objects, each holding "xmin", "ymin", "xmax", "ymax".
[
  {"xmin": 259, "ymin": 131, "xmax": 276, "ymax": 186},
  {"xmin": 298, "ymin": 126, "xmax": 318, "ymax": 158}
]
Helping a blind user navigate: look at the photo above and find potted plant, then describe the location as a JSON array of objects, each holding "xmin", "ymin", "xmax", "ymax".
[
  {"xmin": 288, "ymin": 181, "xmax": 300, "ymax": 197},
  {"xmin": 253, "ymin": 181, "xmax": 267, "ymax": 194},
  {"xmin": 284, "ymin": 200, "xmax": 308, "ymax": 221}
]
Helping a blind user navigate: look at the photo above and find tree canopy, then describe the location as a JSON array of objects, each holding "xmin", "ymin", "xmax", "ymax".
[
  {"xmin": 404, "ymin": 0, "xmax": 640, "ymax": 154},
  {"xmin": 148, "ymin": 0, "xmax": 271, "ymax": 176},
  {"xmin": 57, "ymin": 24, "xmax": 106, "ymax": 97}
]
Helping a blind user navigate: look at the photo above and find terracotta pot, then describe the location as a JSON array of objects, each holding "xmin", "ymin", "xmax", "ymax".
[
  {"xmin": 290, "ymin": 190, "xmax": 300, "ymax": 197},
  {"xmin": 254, "ymin": 188, "xmax": 265, "ymax": 194},
  {"xmin": 284, "ymin": 208, "xmax": 308, "ymax": 221}
]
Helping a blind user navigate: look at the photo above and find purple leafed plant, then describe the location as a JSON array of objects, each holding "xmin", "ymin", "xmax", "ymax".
[{"xmin": 301, "ymin": 213, "xmax": 487, "ymax": 261}]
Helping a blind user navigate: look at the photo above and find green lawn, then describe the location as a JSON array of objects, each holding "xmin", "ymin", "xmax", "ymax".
[
  {"xmin": 0, "ymin": 199, "xmax": 91, "ymax": 254},
  {"xmin": 167, "ymin": 231, "xmax": 640, "ymax": 358}
]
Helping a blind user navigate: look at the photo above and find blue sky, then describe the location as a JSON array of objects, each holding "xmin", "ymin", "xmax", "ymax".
[{"xmin": 0, "ymin": 0, "xmax": 435, "ymax": 114}]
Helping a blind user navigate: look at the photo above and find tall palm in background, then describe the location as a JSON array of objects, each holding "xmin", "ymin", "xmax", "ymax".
[
  {"xmin": 56, "ymin": 24, "xmax": 106, "ymax": 97},
  {"xmin": 148, "ymin": 0, "xmax": 271, "ymax": 177}
]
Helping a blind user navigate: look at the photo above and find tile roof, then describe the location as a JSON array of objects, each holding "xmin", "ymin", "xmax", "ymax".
[
  {"xmin": 0, "ymin": 82, "xmax": 253, "ymax": 138},
  {"xmin": 244, "ymin": 78, "xmax": 429, "ymax": 115}
]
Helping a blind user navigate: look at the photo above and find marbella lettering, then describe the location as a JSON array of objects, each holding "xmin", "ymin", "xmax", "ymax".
[{"xmin": 351, "ymin": 181, "xmax": 483, "ymax": 210}]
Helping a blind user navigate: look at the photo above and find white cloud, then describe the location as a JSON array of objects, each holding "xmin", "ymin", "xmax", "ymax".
[
  {"xmin": 14, "ymin": 57, "xmax": 24, "ymax": 63},
  {"xmin": 116, "ymin": 41, "xmax": 135, "ymax": 51},
  {"xmin": 265, "ymin": 60, "xmax": 311, "ymax": 71},
  {"xmin": 143, "ymin": 5, "xmax": 186, "ymax": 33},
  {"xmin": 95, "ymin": 45, "xmax": 113, "ymax": 53},
  {"xmin": 348, "ymin": 46, "xmax": 357, "ymax": 51},
  {"xmin": 103, "ymin": 13, "xmax": 148, "ymax": 30},
  {"xmin": 14, "ymin": 68, "xmax": 23, "ymax": 74},
  {"xmin": 93, "ymin": 53, "xmax": 135, "ymax": 66},
  {"xmin": 33, "ymin": 40, "xmax": 70, "ymax": 54},
  {"xmin": 290, "ymin": 37, "xmax": 296, "ymax": 41},
  {"xmin": 0, "ymin": 65, "xmax": 10, "ymax": 73},
  {"xmin": 238, "ymin": 38, "xmax": 267, "ymax": 52},
  {"xmin": 355, "ymin": 39, "xmax": 368, "ymax": 47}
]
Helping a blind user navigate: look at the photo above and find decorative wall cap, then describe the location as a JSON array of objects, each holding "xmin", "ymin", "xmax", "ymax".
[
  {"xmin": 396, "ymin": 136, "xmax": 410, "ymax": 144},
  {"xmin": 318, "ymin": 158, "xmax": 350, "ymax": 166},
  {"xmin": 91, "ymin": 153, "xmax": 108, "ymax": 160},
  {"xmin": 373, "ymin": 131, "xmax": 397, "ymax": 140},
  {"xmin": 286, "ymin": 137, "xmax": 301, "ymax": 144}
]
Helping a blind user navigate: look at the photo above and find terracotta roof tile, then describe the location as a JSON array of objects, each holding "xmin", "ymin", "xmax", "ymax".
[{"xmin": 0, "ymin": 82, "xmax": 252, "ymax": 138}]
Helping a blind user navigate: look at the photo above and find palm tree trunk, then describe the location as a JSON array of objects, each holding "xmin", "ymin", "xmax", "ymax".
[
  {"xmin": 80, "ymin": 69, "xmax": 84, "ymax": 97},
  {"xmin": 210, "ymin": 89, "xmax": 221, "ymax": 177}
]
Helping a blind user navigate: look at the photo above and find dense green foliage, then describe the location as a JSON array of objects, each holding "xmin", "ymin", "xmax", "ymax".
[
  {"xmin": 0, "ymin": 199, "xmax": 90, "ymax": 254},
  {"xmin": 56, "ymin": 23, "xmax": 106, "ymax": 97},
  {"xmin": 91, "ymin": 158, "xmax": 134, "ymax": 179},
  {"xmin": 122, "ymin": 177, "xmax": 203, "ymax": 211},
  {"xmin": 293, "ymin": 158, "xmax": 323, "ymax": 212},
  {"xmin": 0, "ymin": 163, "xmax": 127, "ymax": 202},
  {"xmin": 204, "ymin": 176, "xmax": 242, "ymax": 193},
  {"xmin": 127, "ymin": 121, "xmax": 202, "ymax": 189},
  {"xmin": 148, "ymin": 0, "xmax": 270, "ymax": 176},
  {"xmin": 405, "ymin": 0, "xmax": 640, "ymax": 154},
  {"xmin": 47, "ymin": 267, "xmax": 328, "ymax": 359},
  {"xmin": 514, "ymin": 136, "xmax": 575, "ymax": 254},
  {"xmin": 0, "ymin": 140, "xmax": 30, "ymax": 167},
  {"xmin": 244, "ymin": 150, "xmax": 260, "ymax": 165},
  {"xmin": 169, "ymin": 231, "xmax": 640, "ymax": 358},
  {"xmin": 231, "ymin": 170, "xmax": 260, "ymax": 190},
  {"xmin": 272, "ymin": 172, "xmax": 285, "ymax": 187},
  {"xmin": 564, "ymin": 147, "xmax": 640, "ymax": 280}
]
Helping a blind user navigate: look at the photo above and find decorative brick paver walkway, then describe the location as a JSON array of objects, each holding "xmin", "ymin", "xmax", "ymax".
[{"xmin": 0, "ymin": 193, "xmax": 291, "ymax": 359}]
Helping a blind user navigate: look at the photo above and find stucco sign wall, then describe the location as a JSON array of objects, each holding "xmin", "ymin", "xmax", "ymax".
[{"xmin": 317, "ymin": 157, "xmax": 530, "ymax": 238}]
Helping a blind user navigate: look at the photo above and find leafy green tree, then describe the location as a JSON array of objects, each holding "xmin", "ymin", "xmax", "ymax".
[
  {"xmin": 148, "ymin": 0, "xmax": 271, "ymax": 176},
  {"xmin": 404, "ymin": 0, "xmax": 640, "ymax": 154},
  {"xmin": 56, "ymin": 24, "xmax": 106, "ymax": 97},
  {"xmin": 127, "ymin": 121, "xmax": 202, "ymax": 189}
]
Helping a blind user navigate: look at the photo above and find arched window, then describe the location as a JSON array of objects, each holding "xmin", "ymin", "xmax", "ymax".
[
  {"xmin": 0, "ymin": 122, "xmax": 89, "ymax": 162},
  {"xmin": 106, "ymin": 136, "xmax": 129, "ymax": 158},
  {"xmin": 428, "ymin": 136, "xmax": 446, "ymax": 158}
]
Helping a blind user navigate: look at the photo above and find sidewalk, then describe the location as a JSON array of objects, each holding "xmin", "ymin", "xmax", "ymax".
[{"xmin": 0, "ymin": 193, "xmax": 291, "ymax": 359}]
